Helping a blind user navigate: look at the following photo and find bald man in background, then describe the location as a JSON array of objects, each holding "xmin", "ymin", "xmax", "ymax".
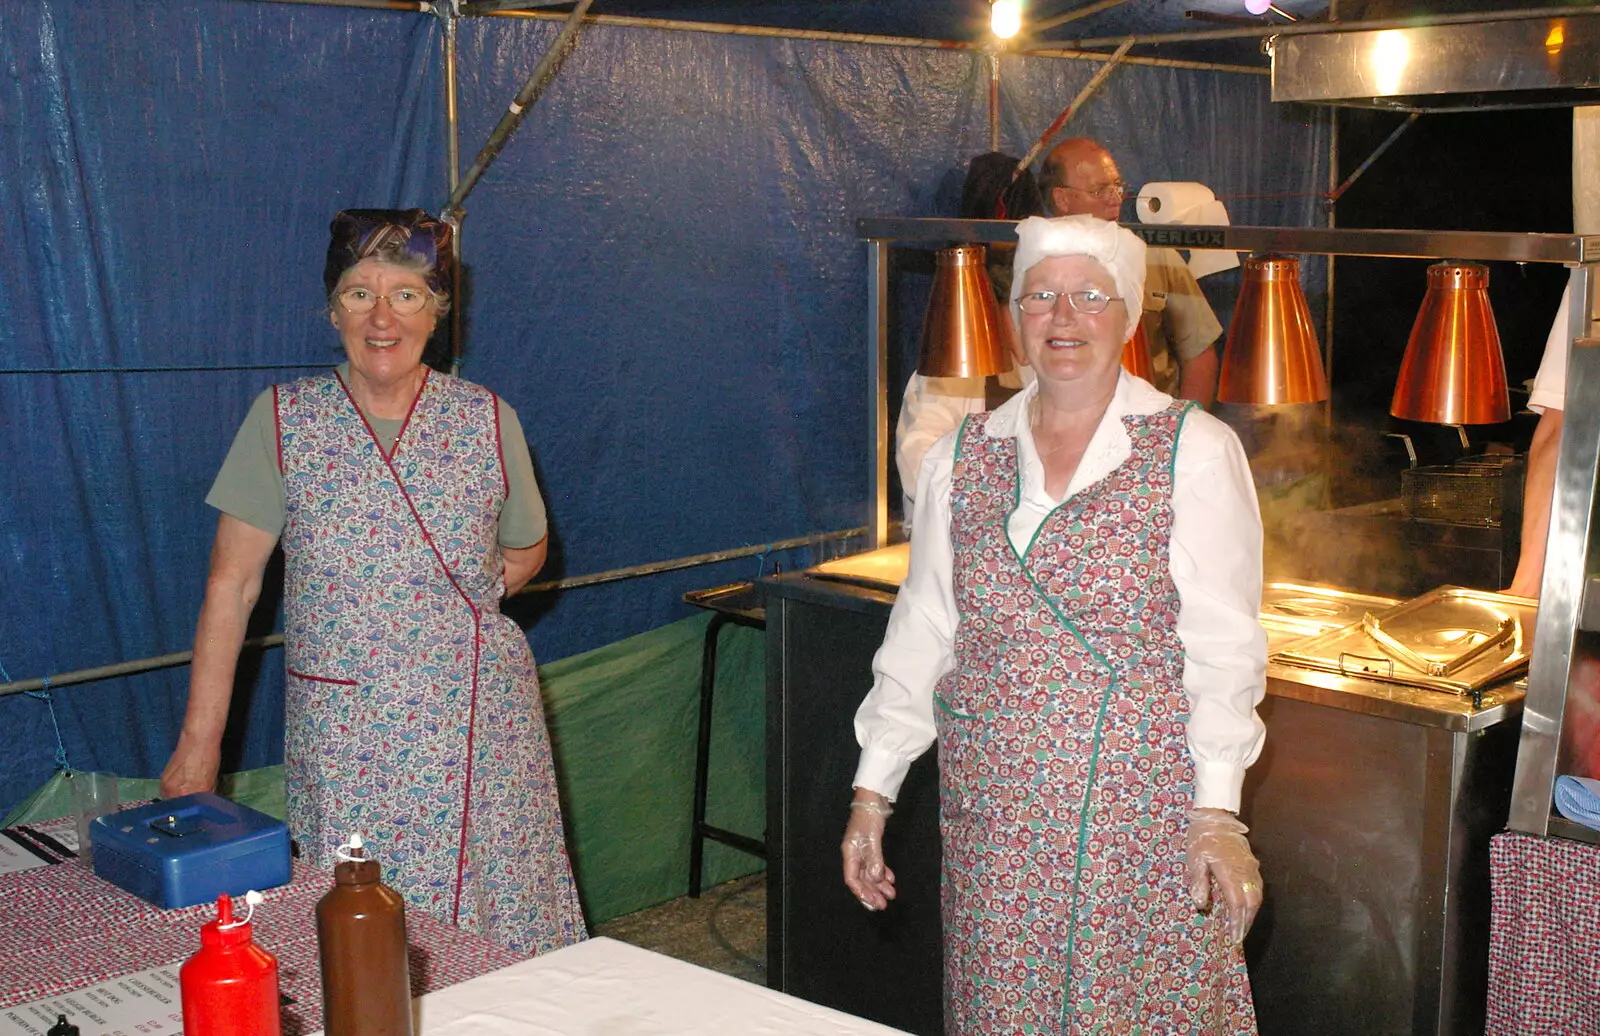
[{"xmin": 897, "ymin": 137, "xmax": 1224, "ymax": 507}]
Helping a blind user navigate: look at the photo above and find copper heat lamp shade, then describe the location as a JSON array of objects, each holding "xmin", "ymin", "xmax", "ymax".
[
  {"xmin": 918, "ymin": 245, "xmax": 1014, "ymax": 378},
  {"xmin": 1390, "ymin": 262, "xmax": 1510, "ymax": 424},
  {"xmin": 1218, "ymin": 255, "xmax": 1328, "ymax": 404},
  {"xmin": 1121, "ymin": 321, "xmax": 1154, "ymax": 381}
]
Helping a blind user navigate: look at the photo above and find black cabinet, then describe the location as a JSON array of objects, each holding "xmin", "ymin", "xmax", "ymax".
[{"xmin": 764, "ymin": 573, "xmax": 943, "ymax": 1036}]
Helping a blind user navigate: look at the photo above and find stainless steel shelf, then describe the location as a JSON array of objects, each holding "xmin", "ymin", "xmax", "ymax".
[
  {"xmin": 1547, "ymin": 814, "xmax": 1600, "ymax": 847},
  {"xmin": 855, "ymin": 217, "xmax": 1600, "ymax": 264}
]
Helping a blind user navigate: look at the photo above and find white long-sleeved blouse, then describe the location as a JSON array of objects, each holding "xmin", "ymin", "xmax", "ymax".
[{"xmin": 853, "ymin": 371, "xmax": 1268, "ymax": 812}]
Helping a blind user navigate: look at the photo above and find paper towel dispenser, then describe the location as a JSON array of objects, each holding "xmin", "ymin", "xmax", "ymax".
[{"xmin": 1270, "ymin": 15, "xmax": 1600, "ymax": 113}]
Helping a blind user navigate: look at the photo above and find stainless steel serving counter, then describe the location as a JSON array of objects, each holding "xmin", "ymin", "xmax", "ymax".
[
  {"xmin": 764, "ymin": 571, "xmax": 1522, "ymax": 1036},
  {"xmin": 1245, "ymin": 665, "xmax": 1521, "ymax": 1036},
  {"xmin": 1265, "ymin": 659, "xmax": 1524, "ymax": 731}
]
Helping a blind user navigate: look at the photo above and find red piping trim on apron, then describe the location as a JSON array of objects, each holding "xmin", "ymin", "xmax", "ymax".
[
  {"xmin": 287, "ymin": 668, "xmax": 358, "ymax": 686},
  {"xmin": 335, "ymin": 369, "xmax": 484, "ymax": 926},
  {"xmin": 272, "ymin": 385, "xmax": 284, "ymax": 475},
  {"xmin": 491, "ymin": 391, "xmax": 509, "ymax": 500}
]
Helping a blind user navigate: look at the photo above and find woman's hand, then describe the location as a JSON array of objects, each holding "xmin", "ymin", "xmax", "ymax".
[
  {"xmin": 1184, "ymin": 807, "xmax": 1264, "ymax": 945},
  {"xmin": 502, "ymin": 536, "xmax": 549, "ymax": 597},
  {"xmin": 841, "ymin": 790, "xmax": 897, "ymax": 911},
  {"xmin": 160, "ymin": 733, "xmax": 222, "ymax": 798}
]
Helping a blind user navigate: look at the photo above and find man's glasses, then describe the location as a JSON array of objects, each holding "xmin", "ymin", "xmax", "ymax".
[
  {"xmin": 334, "ymin": 286, "xmax": 436, "ymax": 317},
  {"xmin": 1067, "ymin": 180, "xmax": 1128, "ymax": 202},
  {"xmin": 1015, "ymin": 289, "xmax": 1123, "ymax": 316}
]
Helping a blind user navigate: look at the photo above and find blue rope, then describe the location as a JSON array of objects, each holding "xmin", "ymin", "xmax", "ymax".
[
  {"xmin": 754, "ymin": 545, "xmax": 773, "ymax": 579},
  {"xmin": 22, "ymin": 678, "xmax": 71, "ymax": 772}
]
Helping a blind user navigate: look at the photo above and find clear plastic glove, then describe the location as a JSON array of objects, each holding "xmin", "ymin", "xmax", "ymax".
[
  {"xmin": 840, "ymin": 794, "xmax": 897, "ymax": 912},
  {"xmin": 1184, "ymin": 807, "xmax": 1264, "ymax": 945}
]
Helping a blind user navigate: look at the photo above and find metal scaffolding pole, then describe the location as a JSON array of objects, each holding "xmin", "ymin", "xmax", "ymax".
[
  {"xmin": 1013, "ymin": 37, "xmax": 1135, "ymax": 175},
  {"xmin": 0, "ymin": 529, "xmax": 865, "ymax": 698},
  {"xmin": 0, "ymin": 636, "xmax": 286, "ymax": 699},
  {"xmin": 441, "ymin": 2, "xmax": 467, "ymax": 372},
  {"xmin": 1028, "ymin": 0, "xmax": 1136, "ymax": 36},
  {"xmin": 234, "ymin": 0, "xmax": 431, "ymax": 11},
  {"xmin": 484, "ymin": 9, "xmax": 1268, "ymax": 74},
  {"xmin": 445, "ymin": 0, "xmax": 594, "ymax": 217}
]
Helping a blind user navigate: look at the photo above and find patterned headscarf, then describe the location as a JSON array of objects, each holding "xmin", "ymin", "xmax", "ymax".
[
  {"xmin": 323, "ymin": 208, "xmax": 453, "ymax": 296},
  {"xmin": 1011, "ymin": 214, "xmax": 1146, "ymax": 341}
]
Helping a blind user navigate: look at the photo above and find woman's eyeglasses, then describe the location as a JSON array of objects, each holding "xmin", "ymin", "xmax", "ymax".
[
  {"xmin": 334, "ymin": 287, "xmax": 436, "ymax": 316},
  {"xmin": 1016, "ymin": 289, "xmax": 1123, "ymax": 316}
]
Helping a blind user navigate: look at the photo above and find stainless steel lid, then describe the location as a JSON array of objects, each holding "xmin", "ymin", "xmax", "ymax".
[
  {"xmin": 1273, "ymin": 586, "xmax": 1536, "ymax": 696},
  {"xmin": 1259, "ymin": 583, "xmax": 1403, "ymax": 654}
]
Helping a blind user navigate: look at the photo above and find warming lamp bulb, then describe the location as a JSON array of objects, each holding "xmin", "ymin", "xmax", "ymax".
[{"xmin": 991, "ymin": 0, "xmax": 1022, "ymax": 40}]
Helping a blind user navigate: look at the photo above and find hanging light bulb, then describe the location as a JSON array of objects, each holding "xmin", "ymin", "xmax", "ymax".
[{"xmin": 991, "ymin": 0, "xmax": 1022, "ymax": 40}]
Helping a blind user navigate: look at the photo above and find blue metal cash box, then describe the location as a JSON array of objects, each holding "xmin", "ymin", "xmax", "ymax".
[{"xmin": 89, "ymin": 792, "xmax": 291, "ymax": 908}]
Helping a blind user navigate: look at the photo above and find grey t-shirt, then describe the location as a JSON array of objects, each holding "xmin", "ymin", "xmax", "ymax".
[{"xmin": 206, "ymin": 375, "xmax": 548, "ymax": 549}]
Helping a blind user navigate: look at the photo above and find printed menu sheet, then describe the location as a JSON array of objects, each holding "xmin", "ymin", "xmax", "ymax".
[
  {"xmin": 0, "ymin": 825, "xmax": 75, "ymax": 875},
  {"xmin": 0, "ymin": 965, "xmax": 184, "ymax": 1035}
]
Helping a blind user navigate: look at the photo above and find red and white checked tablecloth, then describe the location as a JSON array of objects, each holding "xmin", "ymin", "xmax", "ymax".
[
  {"xmin": 1488, "ymin": 830, "xmax": 1600, "ymax": 1036},
  {"xmin": 0, "ymin": 817, "xmax": 529, "ymax": 1035}
]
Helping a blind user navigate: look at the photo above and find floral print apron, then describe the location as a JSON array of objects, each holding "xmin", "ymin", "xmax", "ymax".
[
  {"xmin": 933, "ymin": 404, "xmax": 1255, "ymax": 1035},
  {"xmin": 276, "ymin": 369, "xmax": 584, "ymax": 954}
]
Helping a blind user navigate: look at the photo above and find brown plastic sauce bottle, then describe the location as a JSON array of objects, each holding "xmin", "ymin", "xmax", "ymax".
[{"xmin": 315, "ymin": 835, "xmax": 414, "ymax": 1036}]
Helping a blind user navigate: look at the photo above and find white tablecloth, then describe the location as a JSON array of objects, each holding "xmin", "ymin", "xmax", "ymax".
[{"xmin": 309, "ymin": 936, "xmax": 911, "ymax": 1035}]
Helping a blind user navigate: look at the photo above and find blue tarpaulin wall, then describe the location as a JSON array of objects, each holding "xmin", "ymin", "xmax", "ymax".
[{"xmin": 0, "ymin": 0, "xmax": 1329, "ymax": 816}]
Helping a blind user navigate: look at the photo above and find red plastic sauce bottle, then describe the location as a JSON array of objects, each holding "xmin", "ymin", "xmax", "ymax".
[{"xmin": 179, "ymin": 893, "xmax": 283, "ymax": 1036}]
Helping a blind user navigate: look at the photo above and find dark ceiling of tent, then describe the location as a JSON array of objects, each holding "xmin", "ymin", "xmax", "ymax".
[
  {"xmin": 522, "ymin": 0, "xmax": 1576, "ymax": 71},
  {"xmin": 537, "ymin": 0, "xmax": 1335, "ymax": 68}
]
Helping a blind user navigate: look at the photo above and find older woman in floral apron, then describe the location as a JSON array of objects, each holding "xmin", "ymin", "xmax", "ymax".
[
  {"xmin": 161, "ymin": 209, "xmax": 585, "ymax": 954},
  {"xmin": 844, "ymin": 215, "xmax": 1266, "ymax": 1034}
]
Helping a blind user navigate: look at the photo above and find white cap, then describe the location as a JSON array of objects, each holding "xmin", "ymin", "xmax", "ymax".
[{"xmin": 1011, "ymin": 214, "xmax": 1147, "ymax": 341}]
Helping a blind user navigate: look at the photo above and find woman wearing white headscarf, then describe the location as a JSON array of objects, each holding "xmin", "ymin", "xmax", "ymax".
[{"xmin": 841, "ymin": 215, "xmax": 1267, "ymax": 1034}]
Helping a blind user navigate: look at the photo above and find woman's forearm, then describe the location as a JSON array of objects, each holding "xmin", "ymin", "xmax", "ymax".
[
  {"xmin": 184, "ymin": 517, "xmax": 274, "ymax": 735},
  {"xmin": 179, "ymin": 572, "xmax": 259, "ymax": 745},
  {"xmin": 1508, "ymin": 408, "xmax": 1563, "ymax": 598}
]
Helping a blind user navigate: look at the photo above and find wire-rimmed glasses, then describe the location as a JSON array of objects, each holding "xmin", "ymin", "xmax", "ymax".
[
  {"xmin": 333, "ymin": 286, "xmax": 437, "ymax": 316},
  {"xmin": 1015, "ymin": 289, "xmax": 1123, "ymax": 316}
]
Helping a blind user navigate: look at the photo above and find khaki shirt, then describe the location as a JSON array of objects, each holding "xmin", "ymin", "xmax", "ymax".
[{"xmin": 1141, "ymin": 246, "xmax": 1224, "ymax": 396}]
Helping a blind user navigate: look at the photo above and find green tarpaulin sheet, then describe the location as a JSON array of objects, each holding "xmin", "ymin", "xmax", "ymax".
[{"xmin": 5, "ymin": 613, "xmax": 766, "ymax": 926}]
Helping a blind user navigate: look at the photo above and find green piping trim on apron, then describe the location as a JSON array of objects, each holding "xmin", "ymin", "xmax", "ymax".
[
  {"xmin": 940, "ymin": 413, "xmax": 987, "ymax": 732},
  {"xmin": 1001, "ymin": 436, "xmax": 1122, "ymax": 1036},
  {"xmin": 953, "ymin": 412, "xmax": 974, "ymax": 464},
  {"xmin": 934, "ymin": 693, "xmax": 982, "ymax": 721},
  {"xmin": 1000, "ymin": 401, "xmax": 1188, "ymax": 1034},
  {"xmin": 1171, "ymin": 401, "xmax": 1196, "ymax": 484}
]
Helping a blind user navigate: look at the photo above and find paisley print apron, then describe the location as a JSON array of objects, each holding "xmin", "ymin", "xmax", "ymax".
[
  {"xmin": 276, "ymin": 369, "xmax": 585, "ymax": 954},
  {"xmin": 933, "ymin": 404, "xmax": 1255, "ymax": 1035}
]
